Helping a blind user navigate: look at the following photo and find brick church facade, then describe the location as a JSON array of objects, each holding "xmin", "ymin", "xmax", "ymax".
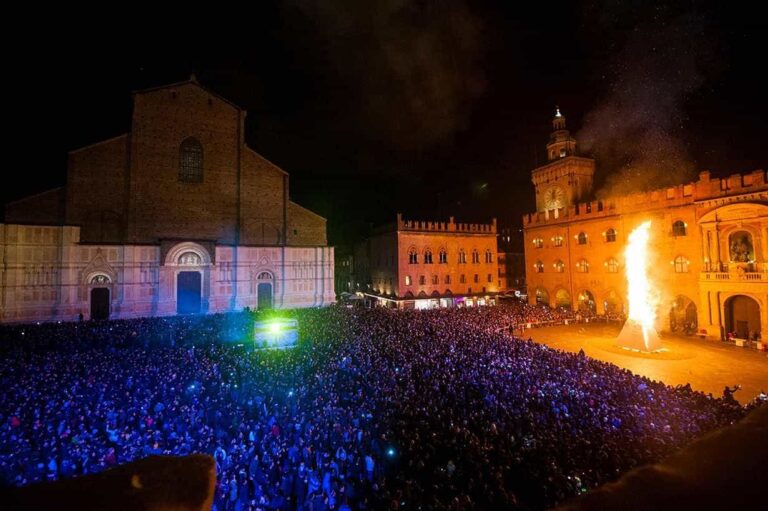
[
  {"xmin": 1, "ymin": 78, "xmax": 334, "ymax": 323},
  {"xmin": 523, "ymin": 108, "xmax": 768, "ymax": 342}
]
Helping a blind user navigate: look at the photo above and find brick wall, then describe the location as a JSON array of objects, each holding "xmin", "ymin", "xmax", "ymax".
[
  {"xmin": 5, "ymin": 188, "xmax": 65, "ymax": 225},
  {"xmin": 126, "ymin": 83, "xmax": 241, "ymax": 244},
  {"xmin": 66, "ymin": 135, "xmax": 128, "ymax": 242}
]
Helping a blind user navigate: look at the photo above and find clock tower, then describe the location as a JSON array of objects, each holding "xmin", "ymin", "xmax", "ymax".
[{"xmin": 531, "ymin": 107, "xmax": 595, "ymax": 216}]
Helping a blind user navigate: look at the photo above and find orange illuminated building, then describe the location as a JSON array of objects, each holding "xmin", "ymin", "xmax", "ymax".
[
  {"xmin": 523, "ymin": 109, "xmax": 768, "ymax": 342},
  {"xmin": 366, "ymin": 214, "xmax": 500, "ymax": 308}
]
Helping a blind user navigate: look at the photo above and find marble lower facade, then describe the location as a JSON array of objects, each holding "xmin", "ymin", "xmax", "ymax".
[{"xmin": 0, "ymin": 224, "xmax": 335, "ymax": 323}]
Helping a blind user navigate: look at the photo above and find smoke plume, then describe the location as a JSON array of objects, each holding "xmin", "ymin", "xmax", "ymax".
[{"xmin": 577, "ymin": 8, "xmax": 722, "ymax": 198}]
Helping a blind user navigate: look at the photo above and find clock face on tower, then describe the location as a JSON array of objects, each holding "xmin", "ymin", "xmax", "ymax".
[{"xmin": 544, "ymin": 186, "xmax": 565, "ymax": 210}]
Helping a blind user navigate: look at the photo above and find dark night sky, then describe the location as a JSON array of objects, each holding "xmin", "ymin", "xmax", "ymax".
[{"xmin": 4, "ymin": 1, "xmax": 766, "ymax": 247}]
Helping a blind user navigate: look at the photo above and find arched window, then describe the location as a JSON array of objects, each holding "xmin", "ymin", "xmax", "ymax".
[
  {"xmin": 605, "ymin": 228, "xmax": 617, "ymax": 243},
  {"xmin": 672, "ymin": 220, "xmax": 687, "ymax": 237},
  {"xmin": 534, "ymin": 260, "xmax": 544, "ymax": 273},
  {"xmin": 532, "ymin": 238, "xmax": 544, "ymax": 248},
  {"xmin": 674, "ymin": 256, "xmax": 689, "ymax": 273},
  {"xmin": 458, "ymin": 250, "xmax": 467, "ymax": 264},
  {"xmin": 424, "ymin": 249, "xmax": 433, "ymax": 264},
  {"xmin": 577, "ymin": 232, "xmax": 587, "ymax": 245},
  {"xmin": 576, "ymin": 259, "xmax": 589, "ymax": 273},
  {"xmin": 178, "ymin": 252, "xmax": 202, "ymax": 265},
  {"xmin": 90, "ymin": 274, "xmax": 111, "ymax": 284},
  {"xmin": 485, "ymin": 250, "xmax": 493, "ymax": 263},
  {"xmin": 472, "ymin": 250, "xmax": 480, "ymax": 264},
  {"xmin": 553, "ymin": 259, "xmax": 565, "ymax": 273},
  {"xmin": 552, "ymin": 236, "xmax": 564, "ymax": 247},
  {"xmin": 408, "ymin": 248, "xmax": 418, "ymax": 264},
  {"xmin": 439, "ymin": 248, "xmax": 447, "ymax": 264},
  {"xmin": 605, "ymin": 257, "xmax": 619, "ymax": 273},
  {"xmin": 179, "ymin": 137, "xmax": 203, "ymax": 183}
]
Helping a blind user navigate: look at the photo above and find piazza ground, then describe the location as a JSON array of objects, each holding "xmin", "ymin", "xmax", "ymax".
[{"xmin": 525, "ymin": 322, "xmax": 768, "ymax": 404}]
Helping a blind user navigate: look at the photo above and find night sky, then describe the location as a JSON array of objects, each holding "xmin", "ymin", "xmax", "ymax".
[{"xmin": 4, "ymin": 1, "xmax": 766, "ymax": 247}]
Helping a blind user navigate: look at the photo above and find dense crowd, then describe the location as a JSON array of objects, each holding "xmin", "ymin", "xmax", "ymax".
[{"xmin": 0, "ymin": 305, "xmax": 755, "ymax": 510}]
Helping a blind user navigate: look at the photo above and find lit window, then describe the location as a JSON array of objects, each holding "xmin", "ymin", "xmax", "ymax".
[
  {"xmin": 533, "ymin": 238, "xmax": 544, "ymax": 248},
  {"xmin": 553, "ymin": 260, "xmax": 564, "ymax": 273},
  {"xmin": 534, "ymin": 260, "xmax": 544, "ymax": 273},
  {"xmin": 424, "ymin": 249, "xmax": 433, "ymax": 264},
  {"xmin": 405, "ymin": 275, "xmax": 412, "ymax": 286},
  {"xmin": 552, "ymin": 236, "xmax": 563, "ymax": 247},
  {"xmin": 439, "ymin": 249, "xmax": 447, "ymax": 264},
  {"xmin": 674, "ymin": 256, "xmax": 689, "ymax": 273},
  {"xmin": 672, "ymin": 221, "xmax": 687, "ymax": 237},
  {"xmin": 605, "ymin": 228, "xmax": 617, "ymax": 243},
  {"xmin": 605, "ymin": 257, "xmax": 619, "ymax": 273},
  {"xmin": 577, "ymin": 232, "xmax": 587, "ymax": 245},
  {"xmin": 179, "ymin": 138, "xmax": 203, "ymax": 183},
  {"xmin": 408, "ymin": 248, "xmax": 418, "ymax": 264},
  {"xmin": 576, "ymin": 259, "xmax": 589, "ymax": 273}
]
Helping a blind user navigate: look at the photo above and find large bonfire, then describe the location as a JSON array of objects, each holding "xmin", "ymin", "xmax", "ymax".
[{"xmin": 616, "ymin": 220, "xmax": 663, "ymax": 351}]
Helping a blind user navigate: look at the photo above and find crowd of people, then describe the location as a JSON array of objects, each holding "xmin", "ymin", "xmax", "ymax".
[{"xmin": 0, "ymin": 304, "xmax": 757, "ymax": 510}]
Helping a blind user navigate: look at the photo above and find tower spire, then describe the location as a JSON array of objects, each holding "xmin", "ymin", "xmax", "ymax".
[{"xmin": 548, "ymin": 106, "xmax": 575, "ymax": 160}]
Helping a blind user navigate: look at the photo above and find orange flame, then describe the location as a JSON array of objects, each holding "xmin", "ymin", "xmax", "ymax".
[{"xmin": 624, "ymin": 221, "xmax": 657, "ymax": 350}]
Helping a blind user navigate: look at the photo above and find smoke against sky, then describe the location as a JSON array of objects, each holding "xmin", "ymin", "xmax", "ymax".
[{"xmin": 576, "ymin": 5, "xmax": 723, "ymax": 198}]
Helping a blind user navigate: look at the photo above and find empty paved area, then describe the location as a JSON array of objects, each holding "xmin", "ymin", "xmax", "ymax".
[{"xmin": 526, "ymin": 323, "xmax": 768, "ymax": 404}]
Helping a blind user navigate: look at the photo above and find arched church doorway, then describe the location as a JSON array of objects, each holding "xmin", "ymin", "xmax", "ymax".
[
  {"xmin": 90, "ymin": 288, "xmax": 110, "ymax": 320},
  {"xmin": 725, "ymin": 295, "xmax": 761, "ymax": 339},
  {"xmin": 669, "ymin": 295, "xmax": 697, "ymax": 333},
  {"xmin": 177, "ymin": 271, "xmax": 202, "ymax": 314}
]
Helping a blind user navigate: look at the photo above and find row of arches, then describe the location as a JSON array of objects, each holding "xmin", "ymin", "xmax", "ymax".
[{"xmin": 533, "ymin": 289, "xmax": 763, "ymax": 338}]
